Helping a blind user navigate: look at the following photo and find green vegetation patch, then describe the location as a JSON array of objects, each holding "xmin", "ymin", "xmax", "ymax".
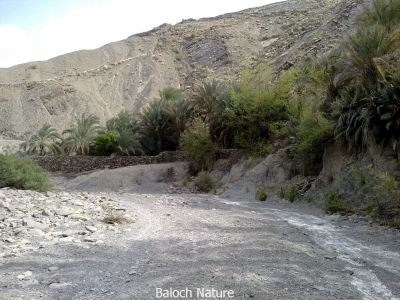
[
  {"xmin": 180, "ymin": 118, "xmax": 218, "ymax": 173},
  {"xmin": 193, "ymin": 171, "xmax": 216, "ymax": 193},
  {"xmin": 0, "ymin": 155, "xmax": 52, "ymax": 192},
  {"xmin": 256, "ymin": 185, "xmax": 268, "ymax": 201},
  {"xmin": 324, "ymin": 191, "xmax": 352, "ymax": 215},
  {"xmin": 279, "ymin": 185, "xmax": 300, "ymax": 203}
]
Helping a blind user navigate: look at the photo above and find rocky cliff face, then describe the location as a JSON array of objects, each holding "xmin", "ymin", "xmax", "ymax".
[{"xmin": 0, "ymin": 0, "xmax": 367, "ymax": 137}]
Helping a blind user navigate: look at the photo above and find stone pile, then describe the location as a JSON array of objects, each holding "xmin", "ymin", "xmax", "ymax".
[{"xmin": 0, "ymin": 188, "xmax": 129, "ymax": 259}]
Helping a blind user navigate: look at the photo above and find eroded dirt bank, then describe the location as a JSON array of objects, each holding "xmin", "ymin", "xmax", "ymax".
[{"xmin": 1, "ymin": 187, "xmax": 399, "ymax": 299}]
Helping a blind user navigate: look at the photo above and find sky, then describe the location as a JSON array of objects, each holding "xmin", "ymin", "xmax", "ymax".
[{"xmin": 0, "ymin": 0, "xmax": 280, "ymax": 68}]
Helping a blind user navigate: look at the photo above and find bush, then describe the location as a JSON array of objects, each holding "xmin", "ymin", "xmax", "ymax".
[
  {"xmin": 180, "ymin": 118, "xmax": 218, "ymax": 172},
  {"xmin": 256, "ymin": 185, "xmax": 268, "ymax": 201},
  {"xmin": 193, "ymin": 171, "xmax": 215, "ymax": 193},
  {"xmin": 353, "ymin": 165, "xmax": 400, "ymax": 224},
  {"xmin": 325, "ymin": 0, "xmax": 400, "ymax": 152},
  {"xmin": 0, "ymin": 155, "xmax": 51, "ymax": 192},
  {"xmin": 279, "ymin": 185, "xmax": 300, "ymax": 203},
  {"xmin": 182, "ymin": 175, "xmax": 191, "ymax": 187},
  {"xmin": 139, "ymin": 91, "xmax": 192, "ymax": 155},
  {"xmin": 102, "ymin": 205, "xmax": 129, "ymax": 224},
  {"xmin": 106, "ymin": 111, "xmax": 144, "ymax": 156},
  {"xmin": 324, "ymin": 191, "xmax": 352, "ymax": 215},
  {"xmin": 288, "ymin": 109, "xmax": 333, "ymax": 175},
  {"xmin": 93, "ymin": 131, "xmax": 118, "ymax": 156},
  {"xmin": 227, "ymin": 80, "xmax": 288, "ymax": 155}
]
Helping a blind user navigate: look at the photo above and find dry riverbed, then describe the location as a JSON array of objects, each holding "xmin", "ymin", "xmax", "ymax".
[{"xmin": 0, "ymin": 188, "xmax": 399, "ymax": 299}]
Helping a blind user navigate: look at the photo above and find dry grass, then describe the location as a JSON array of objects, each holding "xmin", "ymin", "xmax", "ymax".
[{"xmin": 102, "ymin": 205, "xmax": 130, "ymax": 224}]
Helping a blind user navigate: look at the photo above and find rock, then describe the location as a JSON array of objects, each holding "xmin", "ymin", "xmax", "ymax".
[
  {"xmin": 4, "ymin": 237, "xmax": 15, "ymax": 243},
  {"xmin": 61, "ymin": 230, "xmax": 78, "ymax": 237},
  {"xmin": 22, "ymin": 219, "xmax": 48, "ymax": 231},
  {"xmin": 42, "ymin": 209, "xmax": 52, "ymax": 216},
  {"xmin": 324, "ymin": 255, "xmax": 337, "ymax": 260},
  {"xmin": 59, "ymin": 236, "xmax": 74, "ymax": 243},
  {"xmin": 83, "ymin": 237, "xmax": 97, "ymax": 243},
  {"xmin": 74, "ymin": 201, "xmax": 84, "ymax": 207},
  {"xmin": 49, "ymin": 282, "xmax": 71, "ymax": 289},
  {"xmin": 85, "ymin": 226, "xmax": 97, "ymax": 233},
  {"xmin": 23, "ymin": 271, "xmax": 32, "ymax": 277},
  {"xmin": 17, "ymin": 271, "xmax": 32, "ymax": 280},
  {"xmin": 54, "ymin": 209, "xmax": 75, "ymax": 217},
  {"xmin": 48, "ymin": 266, "xmax": 59, "ymax": 272},
  {"xmin": 29, "ymin": 228, "xmax": 45, "ymax": 237},
  {"xmin": 13, "ymin": 228, "xmax": 26, "ymax": 236},
  {"xmin": 128, "ymin": 270, "xmax": 137, "ymax": 275},
  {"xmin": 69, "ymin": 214, "xmax": 89, "ymax": 221}
]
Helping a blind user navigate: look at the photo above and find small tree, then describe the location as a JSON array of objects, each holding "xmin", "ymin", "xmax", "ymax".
[
  {"xmin": 139, "ymin": 92, "xmax": 192, "ymax": 155},
  {"xmin": 63, "ymin": 114, "xmax": 101, "ymax": 155},
  {"xmin": 106, "ymin": 111, "xmax": 143, "ymax": 155},
  {"xmin": 193, "ymin": 81, "xmax": 226, "ymax": 121},
  {"xmin": 20, "ymin": 124, "xmax": 62, "ymax": 155},
  {"xmin": 180, "ymin": 118, "xmax": 218, "ymax": 173}
]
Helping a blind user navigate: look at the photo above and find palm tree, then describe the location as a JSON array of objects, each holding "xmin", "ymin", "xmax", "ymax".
[
  {"xmin": 359, "ymin": 0, "xmax": 400, "ymax": 31},
  {"xmin": 209, "ymin": 95, "xmax": 234, "ymax": 148},
  {"xmin": 159, "ymin": 87, "xmax": 184, "ymax": 102},
  {"xmin": 106, "ymin": 111, "xmax": 136, "ymax": 132},
  {"xmin": 106, "ymin": 111, "xmax": 143, "ymax": 155},
  {"xmin": 62, "ymin": 114, "xmax": 101, "ymax": 155},
  {"xmin": 20, "ymin": 124, "xmax": 62, "ymax": 155},
  {"xmin": 193, "ymin": 81, "xmax": 226, "ymax": 120},
  {"xmin": 334, "ymin": 25, "xmax": 397, "ymax": 89},
  {"xmin": 115, "ymin": 129, "xmax": 143, "ymax": 156},
  {"xmin": 139, "ymin": 99, "xmax": 170, "ymax": 155},
  {"xmin": 166, "ymin": 97, "xmax": 193, "ymax": 133}
]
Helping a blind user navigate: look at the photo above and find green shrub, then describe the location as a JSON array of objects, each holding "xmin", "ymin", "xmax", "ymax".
[
  {"xmin": 227, "ymin": 80, "xmax": 288, "ymax": 154},
  {"xmin": 327, "ymin": 0, "xmax": 400, "ymax": 152},
  {"xmin": 244, "ymin": 156, "xmax": 258, "ymax": 169},
  {"xmin": 350, "ymin": 165, "xmax": 367, "ymax": 188},
  {"xmin": 102, "ymin": 205, "xmax": 130, "ymax": 224},
  {"xmin": 193, "ymin": 171, "xmax": 215, "ymax": 193},
  {"xmin": 180, "ymin": 118, "xmax": 218, "ymax": 172},
  {"xmin": 324, "ymin": 191, "xmax": 352, "ymax": 215},
  {"xmin": 347, "ymin": 164, "xmax": 400, "ymax": 226},
  {"xmin": 288, "ymin": 108, "xmax": 333, "ymax": 175},
  {"xmin": 0, "ymin": 155, "xmax": 51, "ymax": 192},
  {"xmin": 279, "ymin": 185, "xmax": 300, "ymax": 203},
  {"xmin": 93, "ymin": 131, "xmax": 118, "ymax": 156},
  {"xmin": 256, "ymin": 185, "xmax": 268, "ymax": 201},
  {"xmin": 182, "ymin": 175, "xmax": 191, "ymax": 187}
]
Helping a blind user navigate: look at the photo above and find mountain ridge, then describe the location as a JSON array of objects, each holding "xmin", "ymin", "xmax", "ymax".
[{"xmin": 0, "ymin": 0, "xmax": 367, "ymax": 137}]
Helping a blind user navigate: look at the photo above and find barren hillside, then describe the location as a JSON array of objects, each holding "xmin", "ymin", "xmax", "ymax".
[{"xmin": 0, "ymin": 0, "xmax": 367, "ymax": 137}]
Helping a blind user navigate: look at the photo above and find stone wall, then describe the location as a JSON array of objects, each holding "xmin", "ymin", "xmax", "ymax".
[
  {"xmin": 32, "ymin": 151, "xmax": 185, "ymax": 173},
  {"xmin": 31, "ymin": 150, "xmax": 241, "ymax": 174}
]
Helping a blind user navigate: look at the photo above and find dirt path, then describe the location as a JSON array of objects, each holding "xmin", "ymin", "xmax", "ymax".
[{"xmin": 1, "ymin": 192, "xmax": 399, "ymax": 299}]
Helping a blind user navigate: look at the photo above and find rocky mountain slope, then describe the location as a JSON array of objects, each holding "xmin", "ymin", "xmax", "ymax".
[{"xmin": 0, "ymin": 0, "xmax": 367, "ymax": 137}]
